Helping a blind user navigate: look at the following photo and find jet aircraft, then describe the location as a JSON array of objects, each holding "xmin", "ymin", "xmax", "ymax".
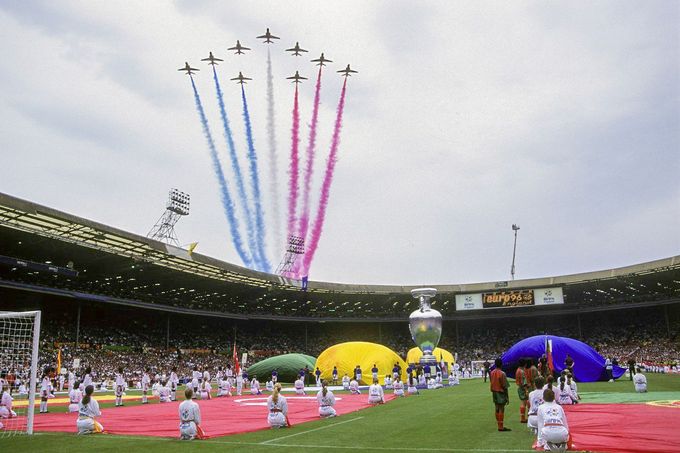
[
  {"xmin": 228, "ymin": 40, "xmax": 250, "ymax": 54},
  {"xmin": 201, "ymin": 52, "xmax": 223, "ymax": 66},
  {"xmin": 231, "ymin": 72, "xmax": 252, "ymax": 84},
  {"xmin": 178, "ymin": 62, "xmax": 199, "ymax": 75},
  {"xmin": 337, "ymin": 64, "xmax": 358, "ymax": 77},
  {"xmin": 311, "ymin": 53, "xmax": 333, "ymax": 66},
  {"xmin": 285, "ymin": 42, "xmax": 308, "ymax": 56},
  {"xmin": 286, "ymin": 71, "xmax": 308, "ymax": 84},
  {"xmin": 257, "ymin": 28, "xmax": 280, "ymax": 43}
]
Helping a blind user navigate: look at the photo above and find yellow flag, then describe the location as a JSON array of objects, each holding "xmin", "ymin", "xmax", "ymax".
[
  {"xmin": 56, "ymin": 348, "xmax": 62, "ymax": 374},
  {"xmin": 187, "ymin": 242, "xmax": 198, "ymax": 255}
]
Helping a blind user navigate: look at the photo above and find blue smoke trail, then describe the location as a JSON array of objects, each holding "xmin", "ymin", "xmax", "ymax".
[
  {"xmin": 211, "ymin": 66, "xmax": 260, "ymax": 270},
  {"xmin": 190, "ymin": 76, "xmax": 252, "ymax": 268},
  {"xmin": 240, "ymin": 84, "xmax": 271, "ymax": 272}
]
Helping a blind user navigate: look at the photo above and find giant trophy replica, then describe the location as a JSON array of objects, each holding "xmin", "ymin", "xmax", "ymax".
[{"xmin": 409, "ymin": 288, "xmax": 442, "ymax": 365}]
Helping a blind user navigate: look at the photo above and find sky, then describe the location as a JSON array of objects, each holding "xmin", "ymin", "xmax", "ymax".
[{"xmin": 0, "ymin": 0, "xmax": 678, "ymax": 286}]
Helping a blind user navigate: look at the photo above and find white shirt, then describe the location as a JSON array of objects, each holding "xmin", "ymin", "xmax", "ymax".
[
  {"xmin": 203, "ymin": 371, "xmax": 211, "ymax": 382},
  {"xmin": 342, "ymin": 376, "xmax": 350, "ymax": 389},
  {"xmin": 317, "ymin": 389, "xmax": 336, "ymax": 407},
  {"xmin": 82, "ymin": 374, "xmax": 93, "ymax": 387},
  {"xmin": 537, "ymin": 401, "xmax": 569, "ymax": 432},
  {"xmin": 41, "ymin": 377, "xmax": 50, "ymax": 392},
  {"xmin": 115, "ymin": 373, "xmax": 125, "ymax": 387},
  {"xmin": 633, "ymin": 373, "xmax": 647, "ymax": 390},
  {"xmin": 528, "ymin": 388, "xmax": 544, "ymax": 415},
  {"xmin": 170, "ymin": 372, "xmax": 179, "ymax": 385},
  {"xmin": 393, "ymin": 381, "xmax": 404, "ymax": 394},
  {"xmin": 69, "ymin": 388, "xmax": 82, "ymax": 404},
  {"xmin": 1, "ymin": 391, "xmax": 13, "ymax": 410},
  {"xmin": 78, "ymin": 397, "xmax": 101, "ymax": 418},
  {"xmin": 141, "ymin": 374, "xmax": 150, "ymax": 390},
  {"xmin": 267, "ymin": 395, "xmax": 288, "ymax": 414},
  {"xmin": 179, "ymin": 399, "xmax": 201, "ymax": 425},
  {"xmin": 368, "ymin": 383, "xmax": 384, "ymax": 401},
  {"xmin": 349, "ymin": 379, "xmax": 359, "ymax": 390}
]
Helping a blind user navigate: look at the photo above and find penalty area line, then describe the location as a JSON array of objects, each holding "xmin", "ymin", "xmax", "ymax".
[{"xmin": 260, "ymin": 416, "xmax": 364, "ymax": 444}]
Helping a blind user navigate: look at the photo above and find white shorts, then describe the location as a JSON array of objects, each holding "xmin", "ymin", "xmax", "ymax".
[
  {"xmin": 68, "ymin": 403, "xmax": 79, "ymax": 413},
  {"xmin": 528, "ymin": 415, "xmax": 538, "ymax": 429},
  {"xmin": 319, "ymin": 406, "xmax": 336, "ymax": 417},
  {"xmin": 0, "ymin": 407, "xmax": 16, "ymax": 418},
  {"xmin": 295, "ymin": 388, "xmax": 305, "ymax": 395}
]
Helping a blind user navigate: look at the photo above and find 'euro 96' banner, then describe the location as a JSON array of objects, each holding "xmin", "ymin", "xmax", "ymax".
[{"xmin": 455, "ymin": 287, "xmax": 564, "ymax": 310}]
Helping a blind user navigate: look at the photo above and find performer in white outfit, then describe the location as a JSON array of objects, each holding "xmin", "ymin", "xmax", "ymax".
[
  {"xmin": 219, "ymin": 376, "xmax": 232, "ymax": 397},
  {"xmin": 68, "ymin": 382, "xmax": 82, "ymax": 413},
  {"xmin": 384, "ymin": 375, "xmax": 393, "ymax": 389},
  {"xmin": 169, "ymin": 367, "xmax": 179, "ymax": 402},
  {"xmin": 527, "ymin": 376, "xmax": 545, "ymax": 437},
  {"xmin": 267, "ymin": 384, "xmax": 289, "ymax": 429},
  {"xmin": 141, "ymin": 370, "xmax": 151, "ymax": 404},
  {"xmin": 633, "ymin": 368, "xmax": 647, "ymax": 393},
  {"xmin": 566, "ymin": 373, "xmax": 579, "ymax": 402},
  {"xmin": 115, "ymin": 367, "xmax": 125, "ymax": 407},
  {"xmin": 39, "ymin": 374, "xmax": 51, "ymax": 413},
  {"xmin": 179, "ymin": 388, "xmax": 203, "ymax": 440},
  {"xmin": 367, "ymin": 378, "xmax": 384, "ymax": 404},
  {"xmin": 76, "ymin": 385, "xmax": 104, "ymax": 435},
  {"xmin": 294, "ymin": 377, "xmax": 305, "ymax": 395},
  {"xmin": 58, "ymin": 374, "xmax": 65, "ymax": 392},
  {"xmin": 537, "ymin": 389, "xmax": 570, "ymax": 453},
  {"xmin": 407, "ymin": 376, "xmax": 419, "ymax": 395},
  {"xmin": 0, "ymin": 385, "xmax": 17, "ymax": 419},
  {"xmin": 317, "ymin": 381, "xmax": 337, "ymax": 418},
  {"xmin": 81, "ymin": 368, "xmax": 93, "ymax": 390},
  {"xmin": 557, "ymin": 377, "xmax": 575, "ymax": 405},
  {"xmin": 349, "ymin": 378, "xmax": 361, "ymax": 394},
  {"xmin": 342, "ymin": 374, "xmax": 350, "ymax": 390},
  {"xmin": 235, "ymin": 373, "xmax": 244, "ymax": 396},
  {"xmin": 191, "ymin": 367, "xmax": 201, "ymax": 396},
  {"xmin": 393, "ymin": 376, "xmax": 405, "ymax": 397},
  {"xmin": 158, "ymin": 381, "xmax": 172, "ymax": 402},
  {"xmin": 265, "ymin": 380, "xmax": 274, "ymax": 392},
  {"xmin": 251, "ymin": 377, "xmax": 262, "ymax": 395},
  {"xmin": 67, "ymin": 370, "xmax": 75, "ymax": 392}
]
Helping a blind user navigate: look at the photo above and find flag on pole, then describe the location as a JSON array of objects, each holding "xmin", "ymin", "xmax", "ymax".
[
  {"xmin": 233, "ymin": 343, "xmax": 240, "ymax": 375},
  {"xmin": 56, "ymin": 348, "xmax": 62, "ymax": 374},
  {"xmin": 187, "ymin": 242, "xmax": 199, "ymax": 255},
  {"xmin": 546, "ymin": 337, "xmax": 554, "ymax": 373}
]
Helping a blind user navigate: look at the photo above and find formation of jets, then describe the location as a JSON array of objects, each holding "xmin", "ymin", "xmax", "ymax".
[
  {"xmin": 231, "ymin": 72, "xmax": 252, "ymax": 84},
  {"xmin": 286, "ymin": 42, "xmax": 308, "ymax": 56},
  {"xmin": 180, "ymin": 29, "xmax": 358, "ymax": 82},
  {"xmin": 228, "ymin": 40, "xmax": 250, "ymax": 54}
]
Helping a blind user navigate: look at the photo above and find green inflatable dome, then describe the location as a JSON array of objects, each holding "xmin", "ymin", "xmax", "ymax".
[{"xmin": 247, "ymin": 353, "xmax": 316, "ymax": 383}]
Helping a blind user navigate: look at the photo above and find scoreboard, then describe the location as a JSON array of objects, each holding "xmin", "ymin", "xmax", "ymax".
[
  {"xmin": 482, "ymin": 289, "xmax": 534, "ymax": 308},
  {"xmin": 455, "ymin": 287, "xmax": 564, "ymax": 311}
]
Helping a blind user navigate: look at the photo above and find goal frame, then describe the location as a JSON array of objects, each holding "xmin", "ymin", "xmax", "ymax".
[{"xmin": 0, "ymin": 310, "xmax": 41, "ymax": 435}]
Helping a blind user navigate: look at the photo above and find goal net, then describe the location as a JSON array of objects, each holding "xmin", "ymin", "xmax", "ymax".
[{"xmin": 0, "ymin": 311, "xmax": 41, "ymax": 436}]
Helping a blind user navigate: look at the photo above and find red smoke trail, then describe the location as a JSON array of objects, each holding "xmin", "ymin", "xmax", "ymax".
[
  {"xmin": 297, "ymin": 67, "xmax": 323, "ymax": 240},
  {"xmin": 287, "ymin": 84, "xmax": 300, "ymax": 243},
  {"xmin": 302, "ymin": 78, "xmax": 348, "ymax": 275}
]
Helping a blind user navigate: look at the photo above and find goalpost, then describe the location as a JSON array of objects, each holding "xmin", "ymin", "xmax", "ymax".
[{"xmin": 0, "ymin": 311, "xmax": 41, "ymax": 436}]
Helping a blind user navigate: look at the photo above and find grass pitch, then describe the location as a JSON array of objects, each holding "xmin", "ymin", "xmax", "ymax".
[{"xmin": 3, "ymin": 374, "xmax": 678, "ymax": 452}]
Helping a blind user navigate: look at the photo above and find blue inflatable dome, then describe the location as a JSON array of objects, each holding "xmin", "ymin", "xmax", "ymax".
[{"xmin": 500, "ymin": 335, "xmax": 626, "ymax": 382}]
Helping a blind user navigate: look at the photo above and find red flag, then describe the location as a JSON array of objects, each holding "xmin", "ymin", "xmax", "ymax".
[
  {"xmin": 546, "ymin": 338, "xmax": 554, "ymax": 373},
  {"xmin": 233, "ymin": 343, "xmax": 240, "ymax": 375}
]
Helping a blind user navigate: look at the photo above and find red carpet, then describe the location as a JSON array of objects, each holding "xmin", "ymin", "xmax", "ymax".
[
  {"xmin": 31, "ymin": 393, "xmax": 394, "ymax": 438},
  {"xmin": 560, "ymin": 403, "xmax": 680, "ymax": 453}
]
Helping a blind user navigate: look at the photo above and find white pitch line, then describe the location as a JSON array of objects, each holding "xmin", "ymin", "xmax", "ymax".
[
  {"xmin": 39, "ymin": 433, "xmax": 535, "ymax": 452},
  {"xmin": 260, "ymin": 416, "xmax": 364, "ymax": 444}
]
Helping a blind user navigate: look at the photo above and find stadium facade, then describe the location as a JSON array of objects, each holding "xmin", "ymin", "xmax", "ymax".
[{"xmin": 0, "ymin": 191, "xmax": 678, "ymax": 342}]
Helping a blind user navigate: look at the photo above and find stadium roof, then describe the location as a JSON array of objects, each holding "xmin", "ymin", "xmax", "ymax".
[{"xmin": 0, "ymin": 191, "xmax": 678, "ymax": 321}]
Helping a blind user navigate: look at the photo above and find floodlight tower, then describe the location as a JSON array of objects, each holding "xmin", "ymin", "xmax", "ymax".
[
  {"xmin": 275, "ymin": 235, "xmax": 305, "ymax": 277},
  {"xmin": 510, "ymin": 224, "xmax": 520, "ymax": 280},
  {"xmin": 147, "ymin": 189, "xmax": 190, "ymax": 247}
]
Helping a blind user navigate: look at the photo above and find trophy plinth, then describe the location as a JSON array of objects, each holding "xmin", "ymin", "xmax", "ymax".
[{"xmin": 409, "ymin": 288, "xmax": 442, "ymax": 365}]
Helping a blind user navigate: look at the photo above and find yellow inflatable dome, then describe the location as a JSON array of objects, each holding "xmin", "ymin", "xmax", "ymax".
[
  {"xmin": 316, "ymin": 342, "xmax": 408, "ymax": 385},
  {"xmin": 406, "ymin": 347, "xmax": 455, "ymax": 366}
]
